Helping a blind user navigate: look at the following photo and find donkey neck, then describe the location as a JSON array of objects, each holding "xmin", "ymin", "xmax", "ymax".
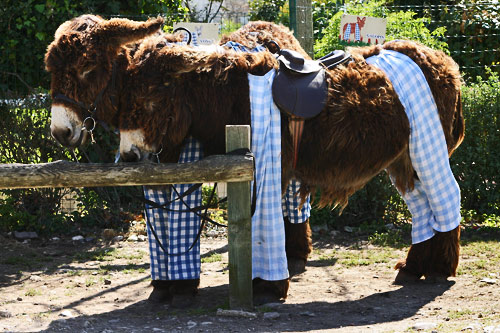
[
  {"xmin": 186, "ymin": 67, "xmax": 252, "ymax": 156},
  {"xmin": 92, "ymin": 53, "xmax": 129, "ymax": 127}
]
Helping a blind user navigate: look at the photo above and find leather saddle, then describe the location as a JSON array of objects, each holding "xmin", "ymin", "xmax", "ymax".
[
  {"xmin": 268, "ymin": 41, "xmax": 352, "ymax": 168},
  {"xmin": 270, "ymin": 42, "xmax": 352, "ymax": 119}
]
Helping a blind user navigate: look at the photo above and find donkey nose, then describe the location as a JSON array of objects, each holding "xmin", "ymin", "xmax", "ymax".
[
  {"xmin": 51, "ymin": 127, "xmax": 73, "ymax": 147},
  {"xmin": 121, "ymin": 146, "xmax": 142, "ymax": 162}
]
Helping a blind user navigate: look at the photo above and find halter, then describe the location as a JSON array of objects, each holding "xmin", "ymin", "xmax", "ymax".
[{"xmin": 53, "ymin": 61, "xmax": 118, "ymax": 144}]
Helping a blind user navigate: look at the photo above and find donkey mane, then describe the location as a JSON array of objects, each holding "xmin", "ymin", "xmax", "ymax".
[{"xmin": 129, "ymin": 44, "xmax": 277, "ymax": 80}]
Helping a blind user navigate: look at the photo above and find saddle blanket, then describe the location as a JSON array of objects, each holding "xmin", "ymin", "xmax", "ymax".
[
  {"xmin": 366, "ymin": 49, "xmax": 461, "ymax": 244},
  {"xmin": 144, "ymin": 68, "xmax": 310, "ymax": 281}
]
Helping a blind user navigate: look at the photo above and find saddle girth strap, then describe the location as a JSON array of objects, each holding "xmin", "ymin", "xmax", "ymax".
[{"xmin": 289, "ymin": 117, "xmax": 305, "ymax": 169}]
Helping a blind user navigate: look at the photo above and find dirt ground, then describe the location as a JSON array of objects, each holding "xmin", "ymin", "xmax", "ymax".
[{"xmin": 1, "ymin": 227, "xmax": 499, "ymax": 333}]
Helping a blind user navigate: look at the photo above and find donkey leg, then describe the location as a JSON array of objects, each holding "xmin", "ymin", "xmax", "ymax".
[
  {"xmin": 285, "ymin": 217, "xmax": 312, "ymax": 276},
  {"xmin": 395, "ymin": 226, "xmax": 460, "ymax": 284},
  {"xmin": 169, "ymin": 278, "xmax": 200, "ymax": 308},
  {"xmin": 394, "ymin": 239, "xmax": 429, "ymax": 284},
  {"xmin": 424, "ymin": 226, "xmax": 460, "ymax": 282},
  {"xmin": 148, "ymin": 280, "xmax": 173, "ymax": 303},
  {"xmin": 253, "ymin": 278, "xmax": 290, "ymax": 305}
]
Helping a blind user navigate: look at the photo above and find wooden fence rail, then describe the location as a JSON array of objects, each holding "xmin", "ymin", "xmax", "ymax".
[
  {"xmin": 0, "ymin": 125, "xmax": 254, "ymax": 309},
  {"xmin": 0, "ymin": 155, "xmax": 253, "ymax": 189}
]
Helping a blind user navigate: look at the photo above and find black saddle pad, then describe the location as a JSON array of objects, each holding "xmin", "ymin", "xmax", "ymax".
[
  {"xmin": 271, "ymin": 46, "xmax": 351, "ymax": 119},
  {"xmin": 272, "ymin": 63, "xmax": 327, "ymax": 119}
]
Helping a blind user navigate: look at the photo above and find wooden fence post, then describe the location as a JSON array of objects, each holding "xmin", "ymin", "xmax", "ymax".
[{"xmin": 225, "ymin": 125, "xmax": 253, "ymax": 309}]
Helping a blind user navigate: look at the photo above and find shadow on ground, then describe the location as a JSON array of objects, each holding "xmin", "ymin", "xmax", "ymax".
[{"xmin": 40, "ymin": 280, "xmax": 453, "ymax": 332}]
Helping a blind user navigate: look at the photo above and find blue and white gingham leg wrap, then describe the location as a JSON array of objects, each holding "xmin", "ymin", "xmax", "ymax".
[
  {"xmin": 224, "ymin": 41, "xmax": 311, "ymax": 225},
  {"xmin": 144, "ymin": 137, "xmax": 203, "ymax": 280},
  {"xmin": 249, "ymin": 69, "xmax": 288, "ymax": 280},
  {"xmin": 367, "ymin": 49, "xmax": 461, "ymax": 244},
  {"xmin": 282, "ymin": 179, "xmax": 311, "ymax": 224},
  {"xmin": 144, "ymin": 186, "xmax": 171, "ymax": 280}
]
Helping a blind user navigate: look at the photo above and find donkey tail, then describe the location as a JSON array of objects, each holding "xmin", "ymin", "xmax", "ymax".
[{"xmin": 449, "ymin": 89, "xmax": 465, "ymax": 156}]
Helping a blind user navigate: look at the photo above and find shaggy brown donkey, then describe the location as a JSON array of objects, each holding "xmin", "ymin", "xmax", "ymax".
[
  {"xmin": 45, "ymin": 16, "xmax": 312, "ymax": 304},
  {"xmin": 114, "ymin": 38, "xmax": 463, "ymax": 283}
]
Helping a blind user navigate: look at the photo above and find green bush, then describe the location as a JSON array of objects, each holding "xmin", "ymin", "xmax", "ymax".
[
  {"xmin": 0, "ymin": 96, "xmax": 143, "ymax": 235},
  {"xmin": 390, "ymin": 0, "xmax": 500, "ymax": 81},
  {"xmin": 0, "ymin": 95, "xmax": 71, "ymax": 234},
  {"xmin": 312, "ymin": 0, "xmax": 342, "ymax": 40},
  {"xmin": 451, "ymin": 70, "xmax": 500, "ymax": 215}
]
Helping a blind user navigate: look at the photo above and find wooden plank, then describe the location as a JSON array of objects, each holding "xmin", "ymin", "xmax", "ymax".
[
  {"xmin": 289, "ymin": 0, "xmax": 314, "ymax": 57},
  {"xmin": 0, "ymin": 155, "xmax": 253, "ymax": 189},
  {"xmin": 225, "ymin": 125, "xmax": 253, "ymax": 310}
]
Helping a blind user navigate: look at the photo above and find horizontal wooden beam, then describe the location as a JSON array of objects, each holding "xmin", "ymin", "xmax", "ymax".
[{"xmin": 0, "ymin": 155, "xmax": 253, "ymax": 189}]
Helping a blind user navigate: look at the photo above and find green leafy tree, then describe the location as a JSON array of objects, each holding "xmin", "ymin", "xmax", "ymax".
[
  {"xmin": 385, "ymin": 0, "xmax": 500, "ymax": 79},
  {"xmin": 0, "ymin": 0, "xmax": 187, "ymax": 95},
  {"xmin": 249, "ymin": 0, "xmax": 288, "ymax": 23},
  {"xmin": 314, "ymin": 0, "xmax": 448, "ymax": 58}
]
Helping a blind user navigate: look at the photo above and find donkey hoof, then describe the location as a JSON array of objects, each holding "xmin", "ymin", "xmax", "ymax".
[
  {"xmin": 253, "ymin": 292, "xmax": 282, "ymax": 306},
  {"xmin": 394, "ymin": 269, "xmax": 421, "ymax": 285},
  {"xmin": 148, "ymin": 280, "xmax": 172, "ymax": 303},
  {"xmin": 424, "ymin": 275, "xmax": 449, "ymax": 284},
  {"xmin": 170, "ymin": 294, "xmax": 197, "ymax": 309},
  {"xmin": 288, "ymin": 258, "xmax": 307, "ymax": 276},
  {"xmin": 148, "ymin": 288, "xmax": 171, "ymax": 303},
  {"xmin": 252, "ymin": 278, "xmax": 289, "ymax": 305}
]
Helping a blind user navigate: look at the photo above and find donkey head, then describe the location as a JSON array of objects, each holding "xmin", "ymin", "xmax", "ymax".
[
  {"xmin": 45, "ymin": 14, "xmax": 163, "ymax": 148},
  {"xmin": 117, "ymin": 44, "xmax": 202, "ymax": 163}
]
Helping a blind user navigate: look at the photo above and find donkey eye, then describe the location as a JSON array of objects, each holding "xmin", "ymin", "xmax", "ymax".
[{"xmin": 76, "ymin": 23, "xmax": 88, "ymax": 32}]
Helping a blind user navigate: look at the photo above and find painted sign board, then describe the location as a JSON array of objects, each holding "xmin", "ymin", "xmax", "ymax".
[
  {"xmin": 173, "ymin": 22, "xmax": 220, "ymax": 45},
  {"xmin": 340, "ymin": 14, "xmax": 387, "ymax": 44}
]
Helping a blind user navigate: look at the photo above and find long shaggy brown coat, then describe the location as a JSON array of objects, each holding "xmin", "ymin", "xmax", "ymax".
[{"xmin": 45, "ymin": 16, "xmax": 464, "ymax": 281}]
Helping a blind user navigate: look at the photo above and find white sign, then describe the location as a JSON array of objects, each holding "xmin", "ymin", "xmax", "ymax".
[
  {"xmin": 173, "ymin": 22, "xmax": 220, "ymax": 45},
  {"xmin": 340, "ymin": 14, "xmax": 387, "ymax": 44}
]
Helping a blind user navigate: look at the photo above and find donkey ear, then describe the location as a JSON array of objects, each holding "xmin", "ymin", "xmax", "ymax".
[{"xmin": 96, "ymin": 16, "xmax": 164, "ymax": 47}]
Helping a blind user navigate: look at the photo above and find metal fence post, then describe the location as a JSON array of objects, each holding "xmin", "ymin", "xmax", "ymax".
[{"xmin": 289, "ymin": 0, "xmax": 314, "ymax": 57}]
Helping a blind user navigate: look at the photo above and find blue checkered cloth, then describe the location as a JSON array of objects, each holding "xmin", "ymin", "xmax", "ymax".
[
  {"xmin": 223, "ymin": 41, "xmax": 267, "ymax": 53},
  {"xmin": 282, "ymin": 178, "xmax": 311, "ymax": 223},
  {"xmin": 144, "ymin": 137, "xmax": 203, "ymax": 280},
  {"xmin": 366, "ymin": 49, "xmax": 461, "ymax": 244},
  {"xmin": 249, "ymin": 69, "xmax": 289, "ymax": 280}
]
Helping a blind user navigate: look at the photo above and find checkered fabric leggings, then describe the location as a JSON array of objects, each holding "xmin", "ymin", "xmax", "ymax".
[
  {"xmin": 367, "ymin": 48, "xmax": 461, "ymax": 244},
  {"xmin": 145, "ymin": 138, "xmax": 311, "ymax": 281}
]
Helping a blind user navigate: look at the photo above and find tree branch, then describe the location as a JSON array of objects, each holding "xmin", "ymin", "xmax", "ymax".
[{"xmin": 1, "ymin": 71, "xmax": 34, "ymax": 93}]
